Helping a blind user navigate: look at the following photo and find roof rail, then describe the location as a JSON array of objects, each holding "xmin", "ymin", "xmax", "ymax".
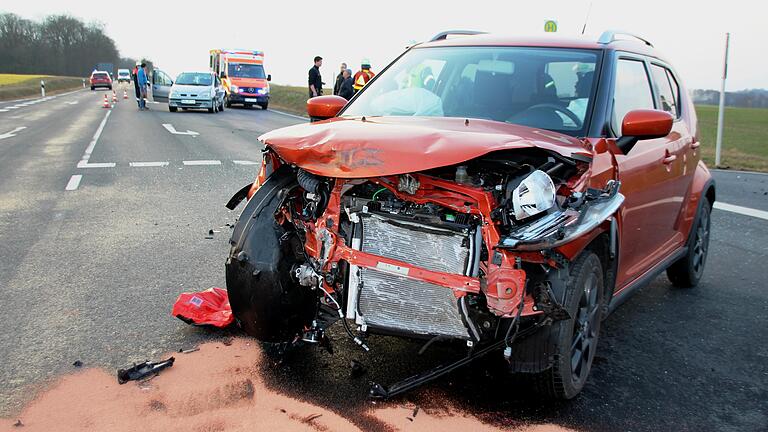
[
  {"xmin": 598, "ymin": 30, "xmax": 653, "ymax": 47},
  {"xmin": 430, "ymin": 30, "xmax": 486, "ymax": 42}
]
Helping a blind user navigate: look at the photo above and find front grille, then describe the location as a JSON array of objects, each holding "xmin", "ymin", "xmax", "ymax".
[{"xmin": 354, "ymin": 213, "xmax": 471, "ymax": 339}]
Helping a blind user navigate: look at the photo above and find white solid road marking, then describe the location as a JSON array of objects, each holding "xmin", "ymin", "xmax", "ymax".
[
  {"xmin": 79, "ymin": 162, "xmax": 116, "ymax": 168},
  {"xmin": 130, "ymin": 161, "xmax": 169, "ymax": 167},
  {"xmin": 65, "ymin": 175, "xmax": 82, "ymax": 191},
  {"xmin": 183, "ymin": 160, "xmax": 221, "ymax": 166},
  {"xmin": 162, "ymin": 123, "xmax": 199, "ymax": 136},
  {"xmin": 232, "ymin": 160, "xmax": 260, "ymax": 165},
  {"xmin": 270, "ymin": 109, "xmax": 308, "ymax": 121},
  {"xmin": 77, "ymin": 110, "xmax": 117, "ymax": 168},
  {"xmin": 714, "ymin": 202, "xmax": 768, "ymax": 221},
  {"xmin": 0, "ymin": 126, "xmax": 27, "ymax": 140},
  {"xmin": 66, "ymin": 101, "xmax": 79, "ymax": 105}
]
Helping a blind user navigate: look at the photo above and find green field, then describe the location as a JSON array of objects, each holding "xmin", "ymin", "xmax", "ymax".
[
  {"xmin": 267, "ymin": 84, "xmax": 333, "ymax": 116},
  {"xmin": 695, "ymin": 105, "xmax": 768, "ymax": 172},
  {"xmin": 0, "ymin": 74, "xmax": 85, "ymax": 100}
]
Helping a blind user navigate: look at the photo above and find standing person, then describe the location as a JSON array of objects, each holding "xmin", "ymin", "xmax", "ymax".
[
  {"xmin": 132, "ymin": 62, "xmax": 141, "ymax": 108},
  {"xmin": 338, "ymin": 69, "xmax": 355, "ymax": 100},
  {"xmin": 137, "ymin": 62, "xmax": 149, "ymax": 110},
  {"xmin": 333, "ymin": 62, "xmax": 347, "ymax": 96},
  {"xmin": 308, "ymin": 56, "xmax": 323, "ymax": 98},
  {"xmin": 353, "ymin": 59, "xmax": 375, "ymax": 93}
]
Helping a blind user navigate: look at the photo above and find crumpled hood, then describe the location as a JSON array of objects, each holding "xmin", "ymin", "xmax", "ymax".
[
  {"xmin": 259, "ymin": 116, "xmax": 591, "ymax": 178},
  {"xmin": 230, "ymin": 77, "xmax": 268, "ymax": 88}
]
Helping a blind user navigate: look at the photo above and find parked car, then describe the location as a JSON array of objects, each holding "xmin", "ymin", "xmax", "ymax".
[
  {"xmin": 162, "ymin": 71, "xmax": 225, "ymax": 113},
  {"xmin": 117, "ymin": 69, "xmax": 131, "ymax": 83},
  {"xmin": 89, "ymin": 71, "xmax": 112, "ymax": 90},
  {"xmin": 224, "ymin": 31, "xmax": 715, "ymax": 400}
]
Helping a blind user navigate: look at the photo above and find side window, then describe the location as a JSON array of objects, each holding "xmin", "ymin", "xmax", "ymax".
[
  {"xmin": 651, "ymin": 65, "xmax": 679, "ymax": 118},
  {"xmin": 613, "ymin": 59, "xmax": 655, "ymax": 132}
]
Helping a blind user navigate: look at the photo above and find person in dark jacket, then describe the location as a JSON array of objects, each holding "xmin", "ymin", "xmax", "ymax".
[
  {"xmin": 333, "ymin": 62, "xmax": 347, "ymax": 95},
  {"xmin": 132, "ymin": 63, "xmax": 141, "ymax": 108},
  {"xmin": 308, "ymin": 56, "xmax": 323, "ymax": 98},
  {"xmin": 338, "ymin": 69, "xmax": 355, "ymax": 100}
]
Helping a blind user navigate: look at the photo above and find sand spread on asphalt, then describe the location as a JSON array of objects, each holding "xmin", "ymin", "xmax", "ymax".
[{"xmin": 0, "ymin": 338, "xmax": 573, "ymax": 432}]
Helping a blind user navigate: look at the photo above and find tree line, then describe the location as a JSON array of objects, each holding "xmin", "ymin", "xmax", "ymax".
[{"xmin": 0, "ymin": 13, "xmax": 141, "ymax": 77}]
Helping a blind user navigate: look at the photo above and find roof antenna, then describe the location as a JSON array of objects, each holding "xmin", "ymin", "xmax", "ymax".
[{"xmin": 581, "ymin": 1, "xmax": 593, "ymax": 35}]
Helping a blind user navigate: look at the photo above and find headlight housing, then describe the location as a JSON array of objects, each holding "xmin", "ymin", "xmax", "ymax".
[
  {"xmin": 230, "ymin": 85, "xmax": 239, "ymax": 93},
  {"xmin": 512, "ymin": 170, "xmax": 556, "ymax": 220}
]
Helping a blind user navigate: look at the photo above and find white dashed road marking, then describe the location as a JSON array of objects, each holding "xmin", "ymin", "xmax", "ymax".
[
  {"xmin": 183, "ymin": 160, "xmax": 221, "ymax": 166},
  {"xmin": 130, "ymin": 161, "xmax": 169, "ymax": 167},
  {"xmin": 65, "ymin": 175, "xmax": 82, "ymax": 191},
  {"xmin": 232, "ymin": 160, "xmax": 259, "ymax": 165},
  {"xmin": 714, "ymin": 202, "xmax": 768, "ymax": 221}
]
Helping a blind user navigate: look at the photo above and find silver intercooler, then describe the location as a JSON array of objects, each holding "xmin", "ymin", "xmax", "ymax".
[{"xmin": 347, "ymin": 213, "xmax": 474, "ymax": 339}]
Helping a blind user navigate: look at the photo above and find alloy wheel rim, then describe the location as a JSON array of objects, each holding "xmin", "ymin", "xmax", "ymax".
[
  {"xmin": 692, "ymin": 207, "xmax": 710, "ymax": 277},
  {"xmin": 571, "ymin": 271, "xmax": 599, "ymax": 385}
]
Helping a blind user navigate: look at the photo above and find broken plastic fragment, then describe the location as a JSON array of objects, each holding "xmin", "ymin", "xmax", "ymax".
[
  {"xmin": 117, "ymin": 357, "xmax": 175, "ymax": 384},
  {"xmin": 171, "ymin": 287, "xmax": 234, "ymax": 328}
]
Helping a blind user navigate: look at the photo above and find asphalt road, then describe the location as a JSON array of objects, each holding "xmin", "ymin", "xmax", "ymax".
[{"xmin": 0, "ymin": 88, "xmax": 766, "ymax": 431}]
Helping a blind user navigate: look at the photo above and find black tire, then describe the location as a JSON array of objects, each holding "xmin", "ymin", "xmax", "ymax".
[
  {"xmin": 226, "ymin": 167, "xmax": 316, "ymax": 342},
  {"xmin": 108, "ymin": 86, "xmax": 112, "ymax": 90},
  {"xmin": 225, "ymin": 96, "xmax": 232, "ymax": 108},
  {"xmin": 667, "ymin": 199, "xmax": 711, "ymax": 287},
  {"xmin": 208, "ymin": 98, "xmax": 215, "ymax": 113},
  {"xmin": 260, "ymin": 102, "xmax": 268, "ymax": 110},
  {"xmin": 169, "ymin": 106, "xmax": 177, "ymax": 112},
  {"xmin": 90, "ymin": 86, "xmax": 95, "ymax": 91},
  {"xmin": 531, "ymin": 251, "xmax": 604, "ymax": 400}
]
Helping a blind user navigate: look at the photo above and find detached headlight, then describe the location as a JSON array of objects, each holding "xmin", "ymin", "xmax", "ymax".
[{"xmin": 512, "ymin": 170, "xmax": 556, "ymax": 220}]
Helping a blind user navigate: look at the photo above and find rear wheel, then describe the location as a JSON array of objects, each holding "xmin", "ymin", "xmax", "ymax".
[
  {"xmin": 667, "ymin": 199, "xmax": 711, "ymax": 287},
  {"xmin": 531, "ymin": 251, "xmax": 603, "ymax": 400}
]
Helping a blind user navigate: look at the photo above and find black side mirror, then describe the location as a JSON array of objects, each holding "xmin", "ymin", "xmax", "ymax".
[{"xmin": 267, "ymin": 74, "xmax": 272, "ymax": 82}]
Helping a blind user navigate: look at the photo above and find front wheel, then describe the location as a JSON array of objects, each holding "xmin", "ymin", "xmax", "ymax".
[
  {"xmin": 667, "ymin": 199, "xmax": 711, "ymax": 287},
  {"xmin": 531, "ymin": 251, "xmax": 604, "ymax": 400},
  {"xmin": 169, "ymin": 106, "xmax": 178, "ymax": 112},
  {"xmin": 225, "ymin": 96, "xmax": 232, "ymax": 108},
  {"xmin": 260, "ymin": 102, "xmax": 268, "ymax": 110},
  {"xmin": 208, "ymin": 98, "xmax": 215, "ymax": 113}
]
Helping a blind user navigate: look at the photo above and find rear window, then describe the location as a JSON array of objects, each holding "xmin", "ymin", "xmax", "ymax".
[{"xmin": 92, "ymin": 73, "xmax": 108, "ymax": 79}]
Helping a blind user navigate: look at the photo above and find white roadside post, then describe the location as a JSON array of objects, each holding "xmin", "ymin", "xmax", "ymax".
[
  {"xmin": 82, "ymin": 78, "xmax": 85, "ymax": 88},
  {"xmin": 40, "ymin": 80, "xmax": 45, "ymax": 98},
  {"xmin": 715, "ymin": 32, "xmax": 730, "ymax": 167}
]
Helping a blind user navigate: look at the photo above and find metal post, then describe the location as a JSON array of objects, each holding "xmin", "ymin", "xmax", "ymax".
[
  {"xmin": 715, "ymin": 32, "xmax": 730, "ymax": 167},
  {"xmin": 40, "ymin": 80, "xmax": 45, "ymax": 98}
]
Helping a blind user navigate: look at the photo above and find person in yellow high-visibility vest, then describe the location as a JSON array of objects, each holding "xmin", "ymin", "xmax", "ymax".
[{"xmin": 353, "ymin": 59, "xmax": 375, "ymax": 93}]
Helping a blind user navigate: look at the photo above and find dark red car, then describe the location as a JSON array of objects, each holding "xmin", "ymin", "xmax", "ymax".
[
  {"xmin": 225, "ymin": 30, "xmax": 715, "ymax": 400},
  {"xmin": 89, "ymin": 71, "xmax": 112, "ymax": 90}
]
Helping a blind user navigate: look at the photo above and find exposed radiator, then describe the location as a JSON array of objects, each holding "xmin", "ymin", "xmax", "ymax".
[{"xmin": 349, "ymin": 213, "xmax": 472, "ymax": 339}]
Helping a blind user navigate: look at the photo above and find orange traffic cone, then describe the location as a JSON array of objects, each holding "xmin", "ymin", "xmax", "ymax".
[
  {"xmin": 102, "ymin": 94, "xmax": 111, "ymax": 109},
  {"xmin": 123, "ymin": 90, "xmax": 128, "ymax": 99},
  {"xmin": 112, "ymin": 90, "xmax": 118, "ymax": 103}
]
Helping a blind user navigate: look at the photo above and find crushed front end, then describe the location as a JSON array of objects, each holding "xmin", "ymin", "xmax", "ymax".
[{"xmin": 226, "ymin": 144, "xmax": 623, "ymax": 398}]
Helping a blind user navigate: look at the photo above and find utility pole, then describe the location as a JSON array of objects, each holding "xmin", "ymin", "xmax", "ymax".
[{"xmin": 715, "ymin": 32, "xmax": 730, "ymax": 167}]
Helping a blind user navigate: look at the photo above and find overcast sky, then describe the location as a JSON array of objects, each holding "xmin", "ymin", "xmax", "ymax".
[{"xmin": 4, "ymin": 0, "xmax": 766, "ymax": 90}]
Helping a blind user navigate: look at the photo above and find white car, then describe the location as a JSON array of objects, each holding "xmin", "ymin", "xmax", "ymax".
[{"xmin": 166, "ymin": 71, "xmax": 225, "ymax": 113}]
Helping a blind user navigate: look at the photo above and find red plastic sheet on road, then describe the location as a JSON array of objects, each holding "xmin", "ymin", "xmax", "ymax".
[{"xmin": 172, "ymin": 287, "xmax": 234, "ymax": 328}]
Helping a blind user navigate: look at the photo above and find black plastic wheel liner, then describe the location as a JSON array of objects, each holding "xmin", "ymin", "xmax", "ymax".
[{"xmin": 226, "ymin": 166, "xmax": 317, "ymax": 342}]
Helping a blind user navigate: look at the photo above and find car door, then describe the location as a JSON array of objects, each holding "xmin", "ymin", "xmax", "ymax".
[
  {"xmin": 214, "ymin": 75, "xmax": 225, "ymax": 103},
  {"xmin": 152, "ymin": 69, "xmax": 173, "ymax": 102},
  {"xmin": 611, "ymin": 56, "xmax": 686, "ymax": 289}
]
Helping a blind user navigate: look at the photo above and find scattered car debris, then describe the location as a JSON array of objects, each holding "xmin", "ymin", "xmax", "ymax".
[
  {"xmin": 412, "ymin": 406, "xmax": 419, "ymax": 418},
  {"xmin": 13, "ymin": 419, "xmax": 23, "ymax": 427},
  {"xmin": 177, "ymin": 347, "xmax": 200, "ymax": 354},
  {"xmin": 72, "ymin": 360, "xmax": 83, "ymax": 368},
  {"xmin": 303, "ymin": 414, "xmax": 322, "ymax": 422},
  {"xmin": 117, "ymin": 357, "xmax": 175, "ymax": 384},
  {"xmin": 171, "ymin": 287, "xmax": 233, "ymax": 328},
  {"xmin": 222, "ymin": 338, "xmax": 234, "ymax": 346}
]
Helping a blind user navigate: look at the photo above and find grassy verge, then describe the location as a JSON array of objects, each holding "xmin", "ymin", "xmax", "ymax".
[
  {"xmin": 268, "ymin": 84, "xmax": 333, "ymax": 116},
  {"xmin": 0, "ymin": 74, "xmax": 85, "ymax": 100},
  {"xmin": 696, "ymin": 105, "xmax": 768, "ymax": 172}
]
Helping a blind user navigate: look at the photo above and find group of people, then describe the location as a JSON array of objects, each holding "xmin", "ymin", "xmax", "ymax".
[
  {"xmin": 308, "ymin": 56, "xmax": 375, "ymax": 101},
  {"xmin": 131, "ymin": 62, "xmax": 150, "ymax": 110}
]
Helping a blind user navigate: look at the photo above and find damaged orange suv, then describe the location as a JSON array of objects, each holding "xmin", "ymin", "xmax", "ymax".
[{"xmin": 225, "ymin": 30, "xmax": 715, "ymax": 400}]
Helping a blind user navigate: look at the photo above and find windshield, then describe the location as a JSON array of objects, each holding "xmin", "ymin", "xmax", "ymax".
[
  {"xmin": 175, "ymin": 72, "xmax": 213, "ymax": 86},
  {"xmin": 227, "ymin": 63, "xmax": 265, "ymax": 79},
  {"xmin": 342, "ymin": 46, "xmax": 600, "ymax": 135}
]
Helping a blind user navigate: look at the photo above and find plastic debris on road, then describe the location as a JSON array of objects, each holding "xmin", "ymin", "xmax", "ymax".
[
  {"xmin": 172, "ymin": 287, "xmax": 234, "ymax": 328},
  {"xmin": 117, "ymin": 357, "xmax": 175, "ymax": 384}
]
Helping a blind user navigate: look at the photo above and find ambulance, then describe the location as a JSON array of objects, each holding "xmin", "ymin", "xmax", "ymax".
[{"xmin": 210, "ymin": 49, "xmax": 271, "ymax": 109}]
